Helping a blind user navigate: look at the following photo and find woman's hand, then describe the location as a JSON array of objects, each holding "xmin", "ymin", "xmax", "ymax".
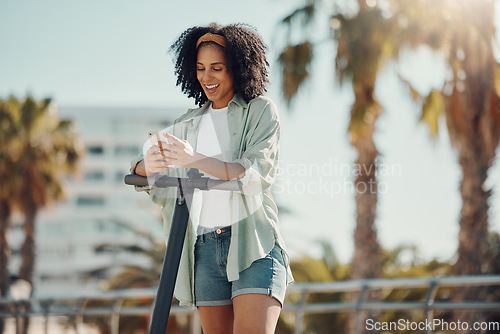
[
  {"xmin": 142, "ymin": 144, "xmax": 175, "ymax": 175},
  {"xmin": 160, "ymin": 133, "xmax": 203, "ymax": 169}
]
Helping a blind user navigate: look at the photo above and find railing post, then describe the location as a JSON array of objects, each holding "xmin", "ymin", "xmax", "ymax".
[
  {"xmin": 15, "ymin": 302, "xmax": 21, "ymax": 334},
  {"xmin": 294, "ymin": 290, "xmax": 308, "ymax": 334},
  {"xmin": 41, "ymin": 300, "xmax": 51, "ymax": 334},
  {"xmin": 355, "ymin": 285, "xmax": 368, "ymax": 334},
  {"xmin": 294, "ymin": 312, "xmax": 303, "ymax": 334},
  {"xmin": 425, "ymin": 280, "xmax": 438, "ymax": 334},
  {"xmin": 76, "ymin": 299, "xmax": 87, "ymax": 334},
  {"xmin": 111, "ymin": 298, "xmax": 124, "ymax": 334},
  {"xmin": 191, "ymin": 311, "xmax": 202, "ymax": 334},
  {"xmin": 15, "ymin": 301, "xmax": 27, "ymax": 334}
]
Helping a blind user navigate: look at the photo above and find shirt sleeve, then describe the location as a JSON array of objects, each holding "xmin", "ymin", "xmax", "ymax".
[
  {"xmin": 129, "ymin": 154, "xmax": 151, "ymax": 193},
  {"xmin": 233, "ymin": 99, "xmax": 280, "ymax": 196}
]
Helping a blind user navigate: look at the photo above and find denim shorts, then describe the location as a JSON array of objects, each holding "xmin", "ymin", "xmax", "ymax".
[{"xmin": 194, "ymin": 226, "xmax": 287, "ymax": 307}]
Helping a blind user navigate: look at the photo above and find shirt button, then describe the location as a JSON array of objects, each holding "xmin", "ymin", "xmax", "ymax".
[{"xmin": 216, "ymin": 229, "xmax": 222, "ymax": 234}]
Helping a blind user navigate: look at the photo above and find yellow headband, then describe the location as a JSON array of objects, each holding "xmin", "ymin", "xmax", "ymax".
[{"xmin": 196, "ymin": 33, "xmax": 226, "ymax": 49}]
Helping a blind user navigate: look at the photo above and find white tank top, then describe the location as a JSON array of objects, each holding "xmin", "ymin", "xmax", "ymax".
[{"xmin": 196, "ymin": 103, "xmax": 232, "ymax": 230}]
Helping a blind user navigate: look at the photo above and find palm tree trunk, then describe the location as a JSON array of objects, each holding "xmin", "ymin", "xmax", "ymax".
[
  {"xmin": 20, "ymin": 166, "xmax": 38, "ymax": 287},
  {"xmin": 0, "ymin": 201, "xmax": 10, "ymax": 295},
  {"xmin": 448, "ymin": 0, "xmax": 496, "ymax": 278},
  {"xmin": 345, "ymin": 81, "xmax": 383, "ymax": 334},
  {"xmin": 19, "ymin": 208, "xmax": 36, "ymax": 286},
  {"xmin": 454, "ymin": 149, "xmax": 492, "ymax": 276},
  {"xmin": 451, "ymin": 143, "xmax": 493, "ymax": 333},
  {"xmin": 351, "ymin": 141, "xmax": 381, "ymax": 280},
  {"xmin": 347, "ymin": 134, "xmax": 382, "ymax": 334},
  {"xmin": 447, "ymin": 10, "xmax": 497, "ymax": 328},
  {"xmin": 20, "ymin": 196, "xmax": 36, "ymax": 334},
  {"xmin": 0, "ymin": 201, "xmax": 11, "ymax": 334}
]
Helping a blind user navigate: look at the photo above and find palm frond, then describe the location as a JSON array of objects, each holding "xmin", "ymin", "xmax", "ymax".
[
  {"xmin": 420, "ymin": 90, "xmax": 445, "ymax": 138},
  {"xmin": 397, "ymin": 72, "xmax": 423, "ymax": 103},
  {"xmin": 280, "ymin": 1, "xmax": 316, "ymax": 27},
  {"xmin": 278, "ymin": 41, "xmax": 313, "ymax": 104}
]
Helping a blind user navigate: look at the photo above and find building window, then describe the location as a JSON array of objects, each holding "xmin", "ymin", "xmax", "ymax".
[
  {"xmin": 84, "ymin": 171, "xmax": 105, "ymax": 181},
  {"xmin": 114, "ymin": 145, "xmax": 140, "ymax": 156},
  {"xmin": 116, "ymin": 171, "xmax": 126, "ymax": 183},
  {"xmin": 87, "ymin": 145, "xmax": 104, "ymax": 155},
  {"xmin": 77, "ymin": 196, "xmax": 105, "ymax": 206}
]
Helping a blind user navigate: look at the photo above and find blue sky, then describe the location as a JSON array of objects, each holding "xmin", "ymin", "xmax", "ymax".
[{"xmin": 1, "ymin": 0, "xmax": 499, "ymax": 264}]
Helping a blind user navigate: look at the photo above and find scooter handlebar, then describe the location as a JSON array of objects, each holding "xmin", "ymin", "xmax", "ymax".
[{"xmin": 124, "ymin": 174, "xmax": 242, "ymax": 191}]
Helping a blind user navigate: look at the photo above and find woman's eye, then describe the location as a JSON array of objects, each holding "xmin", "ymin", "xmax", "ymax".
[
  {"xmin": 197, "ymin": 68, "xmax": 204, "ymax": 71},
  {"xmin": 213, "ymin": 68, "xmax": 222, "ymax": 72}
]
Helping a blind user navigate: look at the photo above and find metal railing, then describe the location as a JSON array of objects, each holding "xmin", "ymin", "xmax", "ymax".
[
  {"xmin": 0, "ymin": 275, "xmax": 499, "ymax": 334},
  {"xmin": 285, "ymin": 275, "xmax": 500, "ymax": 334}
]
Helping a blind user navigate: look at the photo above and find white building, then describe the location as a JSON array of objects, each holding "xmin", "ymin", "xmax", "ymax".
[{"xmin": 8, "ymin": 105, "xmax": 182, "ymax": 295}]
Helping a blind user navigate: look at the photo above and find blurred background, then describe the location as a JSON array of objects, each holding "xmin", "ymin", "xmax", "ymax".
[{"xmin": 1, "ymin": 0, "xmax": 499, "ymax": 333}]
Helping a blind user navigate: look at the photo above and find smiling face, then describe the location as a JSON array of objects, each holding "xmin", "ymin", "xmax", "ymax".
[{"xmin": 196, "ymin": 43, "xmax": 235, "ymax": 109}]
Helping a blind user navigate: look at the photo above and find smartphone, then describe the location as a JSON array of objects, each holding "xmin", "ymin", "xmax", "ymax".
[
  {"xmin": 148, "ymin": 131, "xmax": 161, "ymax": 140},
  {"xmin": 149, "ymin": 131, "xmax": 165, "ymax": 156}
]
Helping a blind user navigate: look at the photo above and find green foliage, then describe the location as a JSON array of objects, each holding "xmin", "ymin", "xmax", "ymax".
[
  {"xmin": 286, "ymin": 241, "xmax": 349, "ymax": 334},
  {"xmin": 279, "ymin": 41, "xmax": 313, "ymax": 104},
  {"xmin": 333, "ymin": 8, "xmax": 396, "ymax": 86},
  {"xmin": 85, "ymin": 219, "xmax": 192, "ymax": 334},
  {"xmin": 0, "ymin": 95, "xmax": 84, "ymax": 333},
  {"xmin": 0, "ymin": 95, "xmax": 84, "ymax": 209},
  {"xmin": 420, "ymin": 90, "xmax": 445, "ymax": 138},
  {"xmin": 284, "ymin": 240, "xmax": 451, "ymax": 334},
  {"xmin": 0, "ymin": 95, "xmax": 84, "ymax": 280},
  {"xmin": 95, "ymin": 218, "xmax": 166, "ymax": 290}
]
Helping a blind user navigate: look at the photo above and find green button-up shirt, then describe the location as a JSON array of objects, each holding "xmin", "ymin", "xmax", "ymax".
[{"xmin": 130, "ymin": 94, "xmax": 293, "ymax": 309}]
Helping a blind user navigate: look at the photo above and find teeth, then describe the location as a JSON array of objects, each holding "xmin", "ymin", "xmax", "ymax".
[{"xmin": 206, "ymin": 84, "xmax": 219, "ymax": 89}]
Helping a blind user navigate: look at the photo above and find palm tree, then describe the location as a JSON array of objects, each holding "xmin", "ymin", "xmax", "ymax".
[
  {"xmin": 392, "ymin": 0, "xmax": 500, "ymax": 327},
  {"xmin": 278, "ymin": 1, "xmax": 399, "ymax": 331},
  {"xmin": 0, "ymin": 95, "xmax": 84, "ymax": 333},
  {"xmin": 394, "ymin": 0, "xmax": 500, "ymax": 276},
  {"xmin": 14, "ymin": 97, "xmax": 84, "ymax": 288},
  {"xmin": 0, "ymin": 96, "xmax": 25, "ymax": 333},
  {"xmin": 279, "ymin": 0, "xmax": 400, "ymax": 277},
  {"xmin": 279, "ymin": 0, "xmax": 500, "ymax": 329}
]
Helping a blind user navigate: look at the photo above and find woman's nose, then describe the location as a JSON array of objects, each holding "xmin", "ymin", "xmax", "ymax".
[{"xmin": 202, "ymin": 70, "xmax": 213, "ymax": 82}]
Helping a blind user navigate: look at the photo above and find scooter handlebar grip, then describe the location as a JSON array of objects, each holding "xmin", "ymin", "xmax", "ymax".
[{"xmin": 124, "ymin": 174, "xmax": 149, "ymax": 186}]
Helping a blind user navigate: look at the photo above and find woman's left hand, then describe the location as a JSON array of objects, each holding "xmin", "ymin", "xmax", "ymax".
[{"xmin": 160, "ymin": 133, "xmax": 202, "ymax": 169}]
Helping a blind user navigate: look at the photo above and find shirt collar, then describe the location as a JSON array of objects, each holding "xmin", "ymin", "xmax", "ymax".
[
  {"xmin": 179, "ymin": 94, "xmax": 248, "ymax": 123},
  {"xmin": 228, "ymin": 94, "xmax": 248, "ymax": 109},
  {"xmin": 178, "ymin": 102, "xmax": 209, "ymax": 123}
]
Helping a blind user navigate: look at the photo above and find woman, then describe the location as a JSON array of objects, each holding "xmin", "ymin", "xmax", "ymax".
[{"xmin": 131, "ymin": 23, "xmax": 293, "ymax": 333}]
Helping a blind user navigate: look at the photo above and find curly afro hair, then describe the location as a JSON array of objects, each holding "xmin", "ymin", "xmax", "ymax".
[{"xmin": 169, "ymin": 23, "xmax": 269, "ymax": 106}]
